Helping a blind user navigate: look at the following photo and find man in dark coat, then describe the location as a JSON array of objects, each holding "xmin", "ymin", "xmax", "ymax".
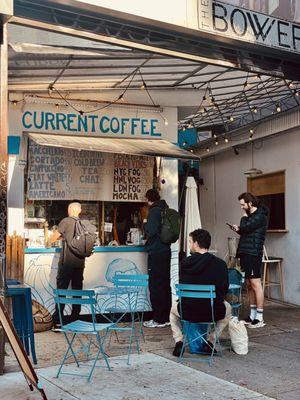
[
  {"xmin": 143, "ymin": 189, "xmax": 172, "ymax": 328},
  {"xmin": 170, "ymin": 229, "xmax": 230, "ymax": 357},
  {"xmin": 231, "ymin": 192, "xmax": 269, "ymax": 329}
]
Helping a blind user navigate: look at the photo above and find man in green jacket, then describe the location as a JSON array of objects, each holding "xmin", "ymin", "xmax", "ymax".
[{"xmin": 230, "ymin": 192, "xmax": 268, "ymax": 329}]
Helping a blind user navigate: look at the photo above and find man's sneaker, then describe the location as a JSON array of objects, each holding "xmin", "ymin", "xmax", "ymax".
[
  {"xmin": 248, "ymin": 319, "xmax": 266, "ymax": 329},
  {"xmin": 243, "ymin": 317, "xmax": 253, "ymax": 325},
  {"xmin": 52, "ymin": 323, "xmax": 62, "ymax": 332},
  {"xmin": 143, "ymin": 320, "xmax": 166, "ymax": 328},
  {"xmin": 173, "ymin": 341, "xmax": 184, "ymax": 357}
]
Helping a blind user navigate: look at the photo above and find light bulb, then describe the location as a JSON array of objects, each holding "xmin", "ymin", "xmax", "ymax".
[
  {"xmin": 276, "ymin": 104, "xmax": 281, "ymax": 112},
  {"xmin": 215, "ymin": 140, "xmax": 219, "ymax": 145},
  {"xmin": 225, "ymin": 137, "xmax": 229, "ymax": 143},
  {"xmin": 206, "ymin": 147, "xmax": 210, "ymax": 152},
  {"xmin": 249, "ymin": 129, "xmax": 254, "ymax": 134}
]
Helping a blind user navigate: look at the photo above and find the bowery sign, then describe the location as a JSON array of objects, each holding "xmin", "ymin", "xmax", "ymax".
[{"xmin": 197, "ymin": 0, "xmax": 300, "ymax": 53}]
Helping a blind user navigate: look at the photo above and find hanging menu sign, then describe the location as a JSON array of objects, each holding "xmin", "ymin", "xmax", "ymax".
[{"xmin": 27, "ymin": 141, "xmax": 153, "ymax": 202}]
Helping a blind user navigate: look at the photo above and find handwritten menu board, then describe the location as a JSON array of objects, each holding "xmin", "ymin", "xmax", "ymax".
[{"xmin": 27, "ymin": 141, "xmax": 153, "ymax": 202}]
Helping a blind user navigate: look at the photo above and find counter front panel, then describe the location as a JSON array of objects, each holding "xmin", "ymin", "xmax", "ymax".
[{"xmin": 24, "ymin": 247, "xmax": 151, "ymax": 315}]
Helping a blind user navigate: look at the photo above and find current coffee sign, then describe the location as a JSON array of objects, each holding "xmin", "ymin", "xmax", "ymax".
[
  {"xmin": 27, "ymin": 141, "xmax": 153, "ymax": 202},
  {"xmin": 198, "ymin": 0, "xmax": 300, "ymax": 53}
]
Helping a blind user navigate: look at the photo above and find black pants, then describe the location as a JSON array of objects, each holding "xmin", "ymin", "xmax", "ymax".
[
  {"xmin": 148, "ymin": 249, "xmax": 172, "ymax": 323},
  {"xmin": 52, "ymin": 264, "xmax": 84, "ymax": 325}
]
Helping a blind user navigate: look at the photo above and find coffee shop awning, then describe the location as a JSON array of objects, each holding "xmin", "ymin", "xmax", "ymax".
[{"xmin": 28, "ymin": 133, "xmax": 199, "ymax": 160}]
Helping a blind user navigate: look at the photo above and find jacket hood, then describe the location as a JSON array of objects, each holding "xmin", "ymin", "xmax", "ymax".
[
  {"xmin": 151, "ymin": 199, "xmax": 168, "ymax": 209},
  {"xmin": 181, "ymin": 252, "xmax": 215, "ymax": 275},
  {"xmin": 256, "ymin": 204, "xmax": 269, "ymax": 217}
]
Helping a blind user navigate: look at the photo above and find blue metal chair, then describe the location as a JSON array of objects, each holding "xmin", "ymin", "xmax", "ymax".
[
  {"xmin": 54, "ymin": 289, "xmax": 114, "ymax": 381},
  {"xmin": 228, "ymin": 268, "xmax": 244, "ymax": 317},
  {"xmin": 95, "ymin": 274, "xmax": 149, "ymax": 364},
  {"xmin": 176, "ymin": 284, "xmax": 221, "ymax": 366},
  {"xmin": 112, "ymin": 274, "xmax": 149, "ymax": 342},
  {"xmin": 6, "ymin": 285, "xmax": 37, "ymax": 364}
]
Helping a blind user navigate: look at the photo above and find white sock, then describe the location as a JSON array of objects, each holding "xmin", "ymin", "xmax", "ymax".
[
  {"xmin": 250, "ymin": 305, "xmax": 257, "ymax": 320},
  {"xmin": 256, "ymin": 308, "xmax": 264, "ymax": 322}
]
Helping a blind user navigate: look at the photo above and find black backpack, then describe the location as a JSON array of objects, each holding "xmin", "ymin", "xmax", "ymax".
[
  {"xmin": 160, "ymin": 208, "xmax": 181, "ymax": 244},
  {"xmin": 68, "ymin": 219, "xmax": 97, "ymax": 258}
]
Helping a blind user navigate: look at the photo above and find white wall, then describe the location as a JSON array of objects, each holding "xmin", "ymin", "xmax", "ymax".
[{"xmin": 199, "ymin": 129, "xmax": 300, "ymax": 305}]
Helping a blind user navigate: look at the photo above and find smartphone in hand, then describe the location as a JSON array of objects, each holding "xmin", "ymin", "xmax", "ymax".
[{"xmin": 226, "ymin": 222, "xmax": 235, "ymax": 230}]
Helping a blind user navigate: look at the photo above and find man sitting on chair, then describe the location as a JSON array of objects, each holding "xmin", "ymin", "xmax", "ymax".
[{"xmin": 170, "ymin": 229, "xmax": 231, "ymax": 357}]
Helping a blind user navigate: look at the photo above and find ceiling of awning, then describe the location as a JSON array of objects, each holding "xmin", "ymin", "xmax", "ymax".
[
  {"xmin": 28, "ymin": 133, "xmax": 199, "ymax": 160},
  {"xmin": 7, "ymin": 21, "xmax": 300, "ymax": 137}
]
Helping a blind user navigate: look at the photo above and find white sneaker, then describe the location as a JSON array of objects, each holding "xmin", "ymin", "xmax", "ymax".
[
  {"xmin": 247, "ymin": 319, "xmax": 266, "ymax": 329},
  {"xmin": 143, "ymin": 320, "xmax": 166, "ymax": 328}
]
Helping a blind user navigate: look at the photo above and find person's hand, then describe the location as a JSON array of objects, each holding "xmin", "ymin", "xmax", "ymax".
[{"xmin": 232, "ymin": 225, "xmax": 239, "ymax": 232}]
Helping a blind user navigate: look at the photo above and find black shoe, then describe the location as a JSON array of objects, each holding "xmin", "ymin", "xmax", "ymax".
[
  {"xmin": 202, "ymin": 340, "xmax": 218, "ymax": 355},
  {"xmin": 52, "ymin": 323, "xmax": 62, "ymax": 332},
  {"xmin": 173, "ymin": 341, "xmax": 184, "ymax": 357},
  {"xmin": 243, "ymin": 317, "xmax": 253, "ymax": 325},
  {"xmin": 248, "ymin": 319, "xmax": 266, "ymax": 329}
]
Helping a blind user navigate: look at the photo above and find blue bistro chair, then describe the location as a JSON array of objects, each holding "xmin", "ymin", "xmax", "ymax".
[
  {"xmin": 227, "ymin": 268, "xmax": 244, "ymax": 317},
  {"xmin": 95, "ymin": 274, "xmax": 149, "ymax": 364},
  {"xmin": 112, "ymin": 274, "xmax": 149, "ymax": 342},
  {"xmin": 6, "ymin": 284, "xmax": 37, "ymax": 364},
  {"xmin": 175, "ymin": 284, "xmax": 221, "ymax": 366},
  {"xmin": 54, "ymin": 289, "xmax": 114, "ymax": 381}
]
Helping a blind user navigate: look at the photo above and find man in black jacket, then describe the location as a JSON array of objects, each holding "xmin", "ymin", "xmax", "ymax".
[
  {"xmin": 170, "ymin": 229, "xmax": 231, "ymax": 357},
  {"xmin": 143, "ymin": 189, "xmax": 172, "ymax": 328},
  {"xmin": 231, "ymin": 192, "xmax": 268, "ymax": 329}
]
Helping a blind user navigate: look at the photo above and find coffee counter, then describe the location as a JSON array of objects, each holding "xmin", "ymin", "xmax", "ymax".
[{"xmin": 24, "ymin": 246, "xmax": 151, "ymax": 315}]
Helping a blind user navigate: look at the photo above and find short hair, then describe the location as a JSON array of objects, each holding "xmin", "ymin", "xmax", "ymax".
[
  {"xmin": 68, "ymin": 202, "xmax": 81, "ymax": 212},
  {"xmin": 238, "ymin": 192, "xmax": 260, "ymax": 207},
  {"xmin": 189, "ymin": 229, "xmax": 211, "ymax": 249},
  {"xmin": 145, "ymin": 189, "xmax": 160, "ymax": 203}
]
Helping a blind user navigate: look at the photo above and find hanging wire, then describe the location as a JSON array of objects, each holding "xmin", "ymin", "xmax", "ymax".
[{"xmin": 48, "ymin": 68, "xmax": 140, "ymax": 114}]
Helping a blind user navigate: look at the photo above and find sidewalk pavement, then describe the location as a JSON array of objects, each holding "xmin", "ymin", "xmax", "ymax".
[{"xmin": 2, "ymin": 353, "xmax": 275, "ymax": 400}]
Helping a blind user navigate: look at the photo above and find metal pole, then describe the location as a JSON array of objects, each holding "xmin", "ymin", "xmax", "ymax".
[{"xmin": 0, "ymin": 21, "xmax": 8, "ymax": 375}]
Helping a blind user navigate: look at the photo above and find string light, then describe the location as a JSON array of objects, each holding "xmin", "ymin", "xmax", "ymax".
[
  {"xmin": 190, "ymin": 149, "xmax": 194, "ymax": 153},
  {"xmin": 276, "ymin": 104, "xmax": 281, "ymax": 112},
  {"xmin": 249, "ymin": 134, "xmax": 253, "ymax": 141},
  {"xmin": 215, "ymin": 139, "xmax": 219, "ymax": 145},
  {"xmin": 55, "ymin": 103, "xmax": 59, "ymax": 110},
  {"xmin": 206, "ymin": 147, "xmax": 210, "ymax": 152},
  {"xmin": 48, "ymin": 85, "xmax": 54, "ymax": 95},
  {"xmin": 118, "ymin": 94, "xmax": 125, "ymax": 102},
  {"xmin": 182, "ymin": 126, "xmax": 186, "ymax": 131},
  {"xmin": 249, "ymin": 129, "xmax": 254, "ymax": 134},
  {"xmin": 213, "ymin": 133, "xmax": 217, "ymax": 138},
  {"xmin": 289, "ymin": 82, "xmax": 294, "ymax": 89},
  {"xmin": 163, "ymin": 117, "xmax": 169, "ymax": 126},
  {"xmin": 79, "ymin": 110, "xmax": 84, "ymax": 116},
  {"xmin": 183, "ymin": 141, "xmax": 187, "ymax": 146},
  {"xmin": 224, "ymin": 137, "xmax": 229, "ymax": 143},
  {"xmin": 12, "ymin": 100, "xmax": 18, "ymax": 107},
  {"xmin": 228, "ymin": 116, "xmax": 234, "ymax": 122},
  {"xmin": 252, "ymin": 107, "xmax": 258, "ymax": 114},
  {"xmin": 244, "ymin": 81, "xmax": 249, "ymax": 89}
]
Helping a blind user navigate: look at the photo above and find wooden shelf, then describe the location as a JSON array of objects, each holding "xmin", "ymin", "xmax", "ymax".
[{"xmin": 24, "ymin": 218, "xmax": 46, "ymax": 224}]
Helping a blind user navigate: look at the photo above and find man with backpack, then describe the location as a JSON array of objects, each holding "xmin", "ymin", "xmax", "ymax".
[
  {"xmin": 143, "ymin": 189, "xmax": 180, "ymax": 328},
  {"xmin": 51, "ymin": 202, "xmax": 96, "ymax": 330}
]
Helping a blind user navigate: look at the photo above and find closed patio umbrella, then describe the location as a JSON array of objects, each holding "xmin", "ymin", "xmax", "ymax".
[{"xmin": 183, "ymin": 176, "xmax": 202, "ymax": 254}]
